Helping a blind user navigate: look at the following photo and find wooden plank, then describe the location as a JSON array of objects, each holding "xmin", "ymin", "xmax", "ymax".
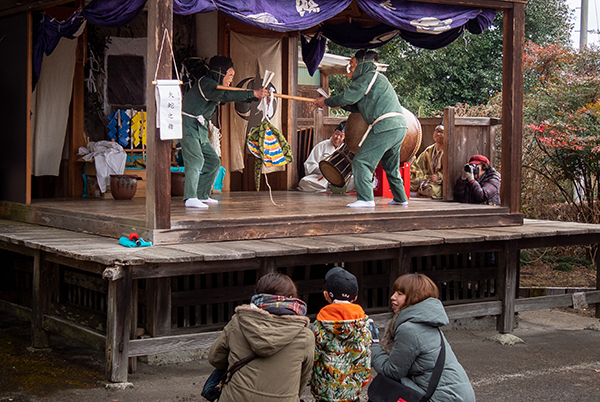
[
  {"xmin": 217, "ymin": 239, "xmax": 308, "ymax": 257},
  {"xmin": 172, "ymin": 285, "xmax": 256, "ymax": 307},
  {"xmin": 265, "ymin": 237, "xmax": 356, "ymax": 254},
  {"xmin": 361, "ymin": 232, "xmax": 444, "ymax": 247},
  {"xmin": 445, "ymin": 300, "xmax": 503, "ymax": 319},
  {"xmin": 42, "ymin": 315, "xmax": 105, "ymax": 351},
  {"xmin": 458, "ymin": 228, "xmax": 522, "ymax": 241},
  {"xmin": 132, "ymin": 259, "xmax": 262, "ymax": 280},
  {"xmin": 407, "ymin": 229, "xmax": 486, "ymax": 244},
  {"xmin": 167, "ymin": 243, "xmax": 256, "ymax": 261},
  {"xmin": 147, "ymin": 277, "xmax": 171, "ymax": 336},
  {"xmin": 128, "ymin": 331, "xmax": 221, "ymax": 357},
  {"xmin": 129, "ymin": 280, "xmax": 138, "ymax": 374}
]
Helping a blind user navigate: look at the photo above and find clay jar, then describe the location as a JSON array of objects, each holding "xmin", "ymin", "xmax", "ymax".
[
  {"xmin": 110, "ymin": 175, "xmax": 138, "ymax": 200},
  {"xmin": 171, "ymin": 172, "xmax": 185, "ymax": 196}
]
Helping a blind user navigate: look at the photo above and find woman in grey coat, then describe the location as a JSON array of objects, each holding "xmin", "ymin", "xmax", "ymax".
[{"xmin": 371, "ymin": 273, "xmax": 476, "ymax": 402}]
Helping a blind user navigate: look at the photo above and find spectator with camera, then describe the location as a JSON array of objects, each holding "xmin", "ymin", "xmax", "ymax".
[{"xmin": 453, "ymin": 154, "xmax": 501, "ymax": 206}]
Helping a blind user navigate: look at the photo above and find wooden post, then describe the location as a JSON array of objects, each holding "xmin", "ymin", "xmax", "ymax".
[
  {"xmin": 145, "ymin": 0, "xmax": 173, "ymax": 231},
  {"xmin": 497, "ymin": 240, "xmax": 518, "ymax": 333},
  {"xmin": 128, "ymin": 279, "xmax": 138, "ymax": 374},
  {"xmin": 595, "ymin": 246, "xmax": 600, "ymax": 319},
  {"xmin": 32, "ymin": 250, "xmax": 51, "ymax": 348},
  {"xmin": 284, "ymin": 33, "xmax": 299, "ymax": 190},
  {"xmin": 346, "ymin": 261, "xmax": 364, "ymax": 306},
  {"xmin": 442, "ymin": 106, "xmax": 455, "ymax": 201},
  {"xmin": 390, "ymin": 248, "xmax": 411, "ymax": 293},
  {"xmin": 147, "ymin": 278, "xmax": 171, "ymax": 337},
  {"xmin": 501, "ymin": 4, "xmax": 525, "ymax": 214},
  {"xmin": 106, "ymin": 266, "xmax": 132, "ymax": 382}
]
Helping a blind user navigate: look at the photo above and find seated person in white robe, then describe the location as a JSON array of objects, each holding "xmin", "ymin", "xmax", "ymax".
[{"xmin": 298, "ymin": 121, "xmax": 355, "ymax": 192}]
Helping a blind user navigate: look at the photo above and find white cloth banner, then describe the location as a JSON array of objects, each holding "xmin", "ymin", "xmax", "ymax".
[
  {"xmin": 32, "ymin": 27, "xmax": 83, "ymax": 176},
  {"xmin": 154, "ymin": 79, "xmax": 182, "ymax": 140}
]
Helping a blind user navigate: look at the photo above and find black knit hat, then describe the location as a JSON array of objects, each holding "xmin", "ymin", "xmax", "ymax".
[
  {"xmin": 208, "ymin": 55, "xmax": 234, "ymax": 75},
  {"xmin": 335, "ymin": 120, "xmax": 347, "ymax": 133},
  {"xmin": 325, "ymin": 267, "xmax": 358, "ymax": 301}
]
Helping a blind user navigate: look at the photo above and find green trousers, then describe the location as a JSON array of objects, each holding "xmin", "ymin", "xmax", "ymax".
[
  {"xmin": 353, "ymin": 127, "xmax": 408, "ymax": 202},
  {"xmin": 181, "ymin": 134, "xmax": 220, "ymax": 201}
]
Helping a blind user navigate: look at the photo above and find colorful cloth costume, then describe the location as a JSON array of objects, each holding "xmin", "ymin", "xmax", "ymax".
[
  {"xmin": 247, "ymin": 120, "xmax": 293, "ymax": 191},
  {"xmin": 181, "ymin": 71, "xmax": 257, "ymax": 201},
  {"xmin": 371, "ymin": 298, "xmax": 476, "ymax": 402},
  {"xmin": 208, "ymin": 302, "xmax": 314, "ymax": 402},
  {"xmin": 310, "ymin": 302, "xmax": 371, "ymax": 402},
  {"xmin": 410, "ymin": 143, "xmax": 443, "ymax": 199},
  {"xmin": 453, "ymin": 167, "xmax": 501, "ymax": 206},
  {"xmin": 324, "ymin": 59, "xmax": 408, "ymax": 203}
]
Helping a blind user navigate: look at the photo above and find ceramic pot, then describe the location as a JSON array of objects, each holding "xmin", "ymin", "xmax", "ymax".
[
  {"xmin": 110, "ymin": 175, "xmax": 138, "ymax": 200},
  {"xmin": 171, "ymin": 172, "xmax": 185, "ymax": 196}
]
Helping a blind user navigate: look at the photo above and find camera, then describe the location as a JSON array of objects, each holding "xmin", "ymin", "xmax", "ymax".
[{"xmin": 464, "ymin": 163, "xmax": 479, "ymax": 176}]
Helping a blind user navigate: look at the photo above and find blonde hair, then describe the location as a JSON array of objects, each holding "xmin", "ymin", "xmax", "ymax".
[{"xmin": 392, "ymin": 273, "xmax": 439, "ymax": 310}]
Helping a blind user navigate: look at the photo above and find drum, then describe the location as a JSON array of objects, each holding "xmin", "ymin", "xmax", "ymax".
[
  {"xmin": 344, "ymin": 108, "xmax": 422, "ymax": 163},
  {"xmin": 319, "ymin": 144, "xmax": 355, "ymax": 188}
]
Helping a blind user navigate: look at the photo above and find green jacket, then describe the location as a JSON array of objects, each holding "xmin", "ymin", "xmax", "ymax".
[
  {"xmin": 324, "ymin": 60, "xmax": 406, "ymax": 134},
  {"xmin": 208, "ymin": 304, "xmax": 315, "ymax": 402},
  {"xmin": 371, "ymin": 298, "xmax": 476, "ymax": 402},
  {"xmin": 182, "ymin": 70, "xmax": 257, "ymax": 141}
]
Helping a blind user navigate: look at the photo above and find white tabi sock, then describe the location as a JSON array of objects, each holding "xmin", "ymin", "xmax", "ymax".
[
  {"xmin": 388, "ymin": 200, "xmax": 409, "ymax": 206},
  {"xmin": 347, "ymin": 200, "xmax": 376, "ymax": 208},
  {"xmin": 185, "ymin": 198, "xmax": 208, "ymax": 208},
  {"xmin": 199, "ymin": 198, "xmax": 218, "ymax": 204}
]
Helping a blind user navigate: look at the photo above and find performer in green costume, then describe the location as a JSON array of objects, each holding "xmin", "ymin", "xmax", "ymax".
[
  {"xmin": 181, "ymin": 56, "xmax": 269, "ymax": 208},
  {"xmin": 314, "ymin": 49, "xmax": 409, "ymax": 208}
]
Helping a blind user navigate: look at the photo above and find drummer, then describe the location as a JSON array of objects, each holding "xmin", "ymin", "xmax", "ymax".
[
  {"xmin": 297, "ymin": 120, "xmax": 355, "ymax": 193},
  {"xmin": 314, "ymin": 49, "xmax": 409, "ymax": 208}
]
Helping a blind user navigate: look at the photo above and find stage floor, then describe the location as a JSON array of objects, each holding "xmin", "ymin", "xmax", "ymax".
[{"xmin": 0, "ymin": 191, "xmax": 522, "ymax": 245}]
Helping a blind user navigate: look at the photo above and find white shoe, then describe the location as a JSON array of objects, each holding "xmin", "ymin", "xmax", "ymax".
[
  {"xmin": 185, "ymin": 198, "xmax": 208, "ymax": 208},
  {"xmin": 199, "ymin": 198, "xmax": 218, "ymax": 204},
  {"xmin": 388, "ymin": 200, "xmax": 409, "ymax": 206},
  {"xmin": 347, "ymin": 200, "xmax": 376, "ymax": 208}
]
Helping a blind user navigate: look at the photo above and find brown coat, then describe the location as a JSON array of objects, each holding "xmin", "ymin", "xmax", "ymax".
[{"xmin": 208, "ymin": 304, "xmax": 315, "ymax": 402}]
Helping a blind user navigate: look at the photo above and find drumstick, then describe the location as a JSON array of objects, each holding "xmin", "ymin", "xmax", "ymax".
[{"xmin": 216, "ymin": 85, "xmax": 315, "ymax": 103}]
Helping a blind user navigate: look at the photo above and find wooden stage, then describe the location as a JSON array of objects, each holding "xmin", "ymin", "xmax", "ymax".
[
  {"xmin": 0, "ymin": 191, "xmax": 522, "ymax": 245},
  {"xmin": 1, "ymin": 217, "xmax": 600, "ymax": 383}
]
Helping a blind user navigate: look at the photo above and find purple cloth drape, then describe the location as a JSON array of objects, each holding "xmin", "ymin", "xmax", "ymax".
[
  {"xmin": 32, "ymin": 11, "xmax": 85, "ymax": 89},
  {"xmin": 174, "ymin": 0, "xmax": 353, "ymax": 32},
  {"xmin": 33, "ymin": 0, "xmax": 148, "ymax": 90},
  {"xmin": 82, "ymin": 0, "xmax": 147, "ymax": 28}
]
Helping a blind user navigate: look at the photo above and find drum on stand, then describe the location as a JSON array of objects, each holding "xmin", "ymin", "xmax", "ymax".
[
  {"xmin": 344, "ymin": 108, "xmax": 422, "ymax": 163},
  {"xmin": 319, "ymin": 144, "xmax": 355, "ymax": 188}
]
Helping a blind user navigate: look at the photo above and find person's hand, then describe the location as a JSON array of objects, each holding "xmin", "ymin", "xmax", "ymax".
[
  {"xmin": 367, "ymin": 318, "xmax": 379, "ymax": 344},
  {"xmin": 254, "ymin": 88, "xmax": 269, "ymax": 99},
  {"xmin": 462, "ymin": 164, "xmax": 474, "ymax": 182},
  {"xmin": 430, "ymin": 174, "xmax": 439, "ymax": 182},
  {"xmin": 313, "ymin": 97, "xmax": 326, "ymax": 108}
]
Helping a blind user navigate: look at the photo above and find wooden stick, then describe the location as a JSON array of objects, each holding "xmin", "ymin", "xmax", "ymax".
[{"xmin": 216, "ymin": 85, "xmax": 315, "ymax": 103}]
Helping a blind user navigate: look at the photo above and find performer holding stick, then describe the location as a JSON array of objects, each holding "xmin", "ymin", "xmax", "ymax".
[
  {"xmin": 181, "ymin": 56, "xmax": 269, "ymax": 208},
  {"xmin": 314, "ymin": 49, "xmax": 409, "ymax": 208}
]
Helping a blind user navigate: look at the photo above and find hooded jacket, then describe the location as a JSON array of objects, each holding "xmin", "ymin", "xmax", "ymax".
[
  {"xmin": 208, "ymin": 304, "xmax": 315, "ymax": 402},
  {"xmin": 371, "ymin": 298, "xmax": 476, "ymax": 402},
  {"xmin": 324, "ymin": 60, "xmax": 406, "ymax": 135},
  {"xmin": 310, "ymin": 302, "xmax": 371, "ymax": 402},
  {"xmin": 182, "ymin": 69, "xmax": 257, "ymax": 141}
]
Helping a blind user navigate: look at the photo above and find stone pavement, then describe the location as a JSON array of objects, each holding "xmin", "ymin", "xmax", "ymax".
[{"xmin": 1, "ymin": 309, "xmax": 599, "ymax": 402}]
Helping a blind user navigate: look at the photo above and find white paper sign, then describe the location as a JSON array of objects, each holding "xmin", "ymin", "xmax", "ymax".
[{"xmin": 154, "ymin": 79, "xmax": 182, "ymax": 140}]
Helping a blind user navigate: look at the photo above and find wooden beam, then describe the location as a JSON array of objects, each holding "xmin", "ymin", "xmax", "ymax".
[
  {"xmin": 0, "ymin": 0, "xmax": 67, "ymax": 17},
  {"xmin": 43, "ymin": 315, "xmax": 105, "ymax": 350},
  {"xmin": 145, "ymin": 0, "xmax": 173, "ymax": 231},
  {"xmin": 445, "ymin": 300, "xmax": 503, "ymax": 319},
  {"xmin": 146, "ymin": 277, "xmax": 171, "ymax": 336},
  {"xmin": 501, "ymin": 4, "xmax": 525, "ymax": 214},
  {"xmin": 26, "ymin": 12, "xmax": 32, "ymax": 204},
  {"xmin": 129, "ymin": 331, "xmax": 221, "ymax": 357},
  {"xmin": 514, "ymin": 290, "xmax": 600, "ymax": 312}
]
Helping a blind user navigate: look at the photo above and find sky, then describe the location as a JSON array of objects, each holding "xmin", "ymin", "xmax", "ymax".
[{"xmin": 566, "ymin": 0, "xmax": 600, "ymax": 48}]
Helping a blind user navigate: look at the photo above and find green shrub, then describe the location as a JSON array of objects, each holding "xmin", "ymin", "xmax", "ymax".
[{"xmin": 553, "ymin": 262, "xmax": 574, "ymax": 272}]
